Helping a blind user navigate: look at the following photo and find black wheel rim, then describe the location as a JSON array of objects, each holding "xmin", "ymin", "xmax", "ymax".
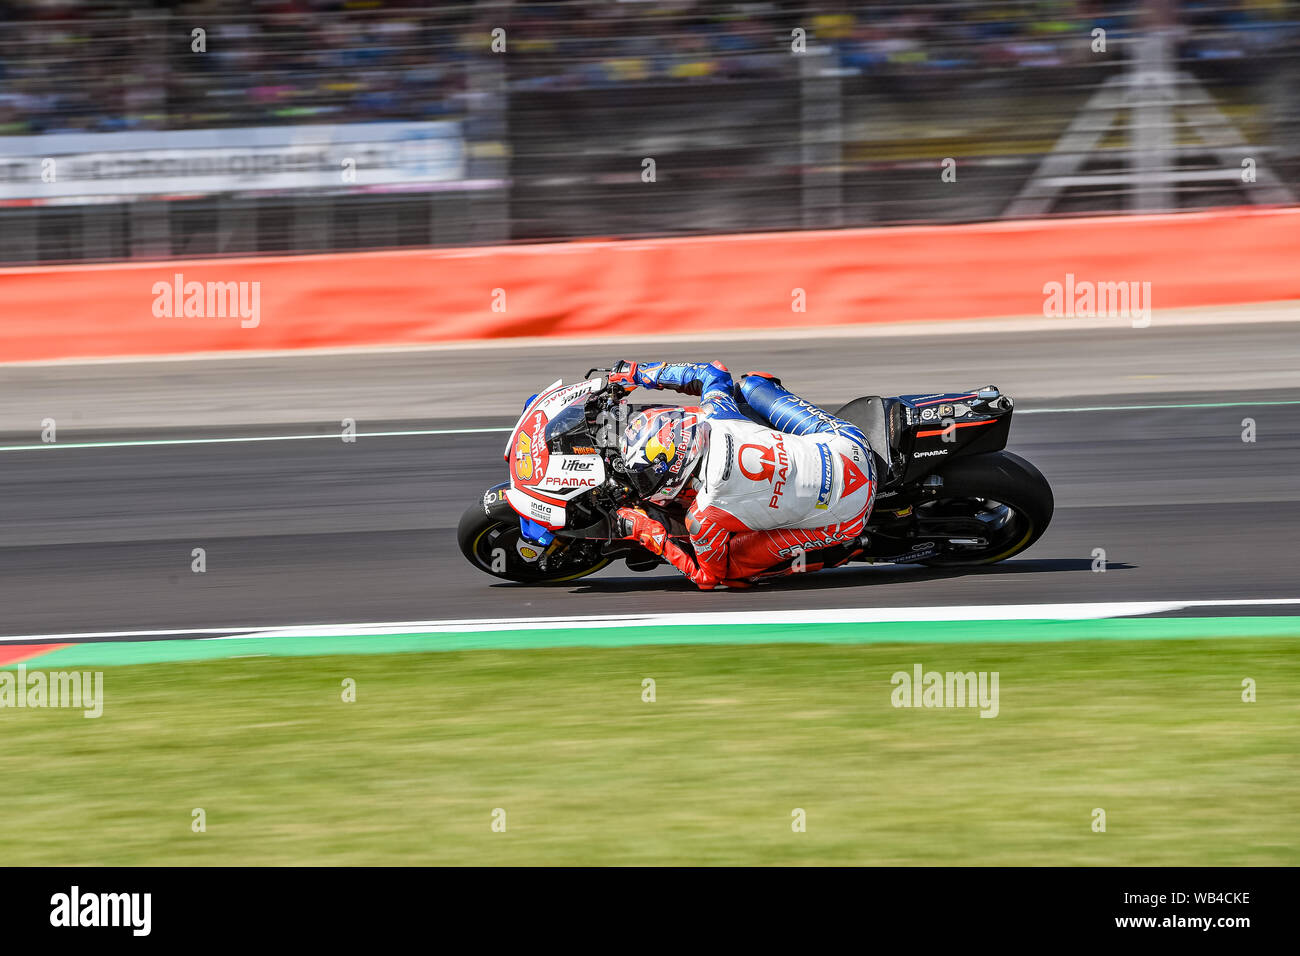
[
  {"xmin": 470, "ymin": 520, "xmax": 608, "ymax": 581},
  {"xmin": 914, "ymin": 496, "xmax": 1034, "ymax": 562}
]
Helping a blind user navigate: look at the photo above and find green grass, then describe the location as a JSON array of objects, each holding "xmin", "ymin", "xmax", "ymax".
[{"xmin": 1, "ymin": 639, "xmax": 1296, "ymax": 865}]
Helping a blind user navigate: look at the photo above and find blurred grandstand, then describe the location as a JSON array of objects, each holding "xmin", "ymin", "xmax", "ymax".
[{"xmin": 0, "ymin": 0, "xmax": 1296, "ymax": 262}]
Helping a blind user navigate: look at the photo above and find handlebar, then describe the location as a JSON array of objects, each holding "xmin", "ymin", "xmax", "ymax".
[{"xmin": 582, "ymin": 368, "xmax": 636, "ymax": 407}]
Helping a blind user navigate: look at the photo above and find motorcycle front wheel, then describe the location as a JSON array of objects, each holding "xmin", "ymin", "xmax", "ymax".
[{"xmin": 457, "ymin": 503, "xmax": 612, "ymax": 584}]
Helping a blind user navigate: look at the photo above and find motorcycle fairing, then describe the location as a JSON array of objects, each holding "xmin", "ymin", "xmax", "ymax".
[{"xmin": 503, "ymin": 379, "xmax": 607, "ymax": 530}]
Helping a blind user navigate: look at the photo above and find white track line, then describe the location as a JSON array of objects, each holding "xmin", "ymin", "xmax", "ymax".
[
  {"xmin": 0, "ymin": 427, "xmax": 511, "ymax": 452},
  {"xmin": 3, "ymin": 599, "xmax": 1298, "ymax": 644},
  {"xmin": 1, "ymin": 397, "xmax": 1295, "ymax": 452}
]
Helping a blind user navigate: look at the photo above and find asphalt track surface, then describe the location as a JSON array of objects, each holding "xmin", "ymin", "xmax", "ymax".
[
  {"xmin": 5, "ymin": 303, "xmax": 1300, "ymax": 432},
  {"xmin": 2, "ymin": 378, "xmax": 1298, "ymax": 637}
]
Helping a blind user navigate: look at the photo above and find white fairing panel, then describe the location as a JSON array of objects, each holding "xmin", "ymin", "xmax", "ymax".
[{"xmin": 503, "ymin": 379, "xmax": 607, "ymax": 530}]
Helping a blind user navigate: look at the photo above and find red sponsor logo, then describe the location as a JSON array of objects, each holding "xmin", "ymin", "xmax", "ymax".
[
  {"xmin": 738, "ymin": 443, "xmax": 776, "ymax": 482},
  {"xmin": 776, "ymin": 532, "xmax": 844, "ymax": 557},
  {"xmin": 738, "ymin": 435, "xmax": 791, "ymax": 508},
  {"xmin": 512, "ymin": 411, "xmax": 549, "ymax": 487},
  {"xmin": 840, "ymin": 454, "xmax": 871, "ymax": 498},
  {"xmin": 542, "ymin": 477, "xmax": 596, "ymax": 488},
  {"xmin": 767, "ymin": 434, "xmax": 790, "ymax": 508}
]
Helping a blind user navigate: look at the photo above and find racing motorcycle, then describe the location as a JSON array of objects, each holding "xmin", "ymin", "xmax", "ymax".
[{"xmin": 458, "ymin": 371, "xmax": 1053, "ymax": 584}]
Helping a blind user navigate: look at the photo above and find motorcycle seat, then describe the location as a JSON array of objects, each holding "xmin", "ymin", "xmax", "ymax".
[{"xmin": 833, "ymin": 395, "xmax": 904, "ymax": 486}]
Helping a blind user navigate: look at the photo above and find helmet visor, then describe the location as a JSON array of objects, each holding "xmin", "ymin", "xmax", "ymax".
[
  {"xmin": 624, "ymin": 451, "xmax": 674, "ymax": 498},
  {"xmin": 620, "ymin": 407, "xmax": 704, "ymax": 501}
]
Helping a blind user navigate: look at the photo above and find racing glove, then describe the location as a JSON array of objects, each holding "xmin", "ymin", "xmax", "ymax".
[
  {"xmin": 617, "ymin": 506, "xmax": 668, "ymax": 556},
  {"xmin": 607, "ymin": 360, "xmax": 639, "ymax": 390}
]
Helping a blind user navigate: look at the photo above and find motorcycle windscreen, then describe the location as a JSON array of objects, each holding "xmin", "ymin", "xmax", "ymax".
[{"xmin": 544, "ymin": 402, "xmax": 587, "ymax": 443}]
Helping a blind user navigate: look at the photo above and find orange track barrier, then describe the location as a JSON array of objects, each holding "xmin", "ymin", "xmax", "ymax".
[{"xmin": 2, "ymin": 206, "xmax": 1297, "ymax": 362}]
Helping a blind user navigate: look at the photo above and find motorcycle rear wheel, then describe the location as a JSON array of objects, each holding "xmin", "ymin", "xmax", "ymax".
[{"xmin": 916, "ymin": 451, "xmax": 1054, "ymax": 567}]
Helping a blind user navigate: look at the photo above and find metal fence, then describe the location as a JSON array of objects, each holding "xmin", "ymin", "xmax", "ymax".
[{"xmin": 1, "ymin": 1, "xmax": 1297, "ymax": 265}]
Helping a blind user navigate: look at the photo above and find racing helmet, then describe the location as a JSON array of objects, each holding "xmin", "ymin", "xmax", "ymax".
[{"xmin": 619, "ymin": 407, "xmax": 706, "ymax": 501}]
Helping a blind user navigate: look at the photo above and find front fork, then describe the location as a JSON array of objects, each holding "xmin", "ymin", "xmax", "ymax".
[{"xmin": 512, "ymin": 490, "xmax": 682, "ymax": 574}]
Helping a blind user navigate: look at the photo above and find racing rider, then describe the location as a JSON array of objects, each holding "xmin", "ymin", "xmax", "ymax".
[{"xmin": 608, "ymin": 360, "xmax": 876, "ymax": 589}]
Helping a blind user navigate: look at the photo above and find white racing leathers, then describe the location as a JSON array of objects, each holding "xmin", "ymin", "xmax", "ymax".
[
  {"xmin": 625, "ymin": 361, "xmax": 877, "ymax": 588},
  {"xmin": 695, "ymin": 417, "xmax": 874, "ymax": 533}
]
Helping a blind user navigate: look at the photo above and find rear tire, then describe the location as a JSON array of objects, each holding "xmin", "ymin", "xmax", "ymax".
[
  {"xmin": 457, "ymin": 502, "xmax": 612, "ymax": 584},
  {"xmin": 917, "ymin": 451, "xmax": 1053, "ymax": 567}
]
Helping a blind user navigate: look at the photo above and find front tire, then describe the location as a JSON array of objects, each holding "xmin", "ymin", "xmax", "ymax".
[
  {"xmin": 917, "ymin": 451, "xmax": 1053, "ymax": 567},
  {"xmin": 457, "ymin": 502, "xmax": 612, "ymax": 584}
]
